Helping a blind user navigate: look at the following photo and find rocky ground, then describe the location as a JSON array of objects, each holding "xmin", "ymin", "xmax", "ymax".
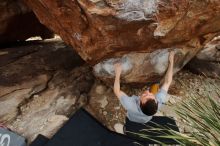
[
  {"xmin": 0, "ymin": 39, "xmax": 94, "ymax": 143},
  {"xmin": 0, "ymin": 39, "xmax": 219, "ymax": 144}
]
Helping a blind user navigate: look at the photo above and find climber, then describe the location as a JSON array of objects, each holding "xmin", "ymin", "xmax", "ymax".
[{"xmin": 113, "ymin": 51, "xmax": 175, "ymax": 124}]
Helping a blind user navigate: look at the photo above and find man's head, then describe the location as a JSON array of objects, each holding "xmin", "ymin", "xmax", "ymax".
[{"xmin": 140, "ymin": 90, "xmax": 158, "ymax": 116}]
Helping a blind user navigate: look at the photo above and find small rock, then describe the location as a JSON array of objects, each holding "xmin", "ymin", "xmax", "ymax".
[
  {"xmin": 103, "ymin": 111, "xmax": 107, "ymax": 116},
  {"xmin": 49, "ymin": 84, "xmax": 55, "ymax": 90},
  {"xmin": 114, "ymin": 123, "xmax": 124, "ymax": 134},
  {"xmin": 33, "ymin": 95, "xmax": 39, "ymax": 98},
  {"xmin": 114, "ymin": 106, "xmax": 120, "ymax": 110},
  {"xmin": 39, "ymin": 125, "xmax": 44, "ymax": 130},
  {"xmin": 78, "ymin": 94, "xmax": 87, "ymax": 106},
  {"xmin": 47, "ymin": 115, "xmax": 68, "ymax": 122},
  {"xmin": 155, "ymin": 111, "xmax": 163, "ymax": 116},
  {"xmin": 16, "ymin": 119, "xmax": 21, "ymax": 122},
  {"xmin": 95, "ymin": 85, "xmax": 106, "ymax": 94},
  {"xmin": 98, "ymin": 96, "xmax": 108, "ymax": 108},
  {"xmin": 0, "ymin": 51, "xmax": 9, "ymax": 55}
]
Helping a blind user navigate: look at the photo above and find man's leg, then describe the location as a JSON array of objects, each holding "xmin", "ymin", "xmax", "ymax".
[
  {"xmin": 124, "ymin": 116, "xmax": 179, "ymax": 144},
  {"xmin": 124, "ymin": 117, "xmax": 146, "ymax": 139}
]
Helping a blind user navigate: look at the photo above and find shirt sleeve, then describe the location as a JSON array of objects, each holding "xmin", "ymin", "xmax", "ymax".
[
  {"xmin": 119, "ymin": 95, "xmax": 136, "ymax": 111},
  {"xmin": 156, "ymin": 89, "xmax": 168, "ymax": 110}
]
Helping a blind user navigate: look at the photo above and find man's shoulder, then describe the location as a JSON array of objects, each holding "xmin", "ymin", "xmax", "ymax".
[
  {"xmin": 120, "ymin": 94, "xmax": 139, "ymax": 111},
  {"xmin": 131, "ymin": 95, "xmax": 139, "ymax": 98},
  {"xmin": 120, "ymin": 94, "xmax": 139, "ymax": 99},
  {"xmin": 156, "ymin": 88, "xmax": 168, "ymax": 104},
  {"xmin": 156, "ymin": 88, "xmax": 167, "ymax": 96}
]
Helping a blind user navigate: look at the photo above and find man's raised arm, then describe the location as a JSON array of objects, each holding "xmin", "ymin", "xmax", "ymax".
[
  {"xmin": 114, "ymin": 63, "xmax": 127, "ymax": 99},
  {"xmin": 161, "ymin": 51, "xmax": 175, "ymax": 92}
]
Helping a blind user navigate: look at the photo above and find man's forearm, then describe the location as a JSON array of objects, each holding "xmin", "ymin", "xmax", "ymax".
[
  {"xmin": 164, "ymin": 60, "xmax": 174, "ymax": 84},
  {"xmin": 114, "ymin": 74, "xmax": 121, "ymax": 94}
]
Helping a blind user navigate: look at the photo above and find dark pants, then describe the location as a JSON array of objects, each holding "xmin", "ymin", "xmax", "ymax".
[{"xmin": 124, "ymin": 117, "xmax": 179, "ymax": 145}]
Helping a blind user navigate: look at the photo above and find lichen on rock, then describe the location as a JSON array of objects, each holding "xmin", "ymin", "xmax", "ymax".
[{"xmin": 115, "ymin": 0, "xmax": 159, "ymax": 21}]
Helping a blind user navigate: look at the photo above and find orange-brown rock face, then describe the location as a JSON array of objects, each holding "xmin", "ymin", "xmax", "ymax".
[
  {"xmin": 0, "ymin": 0, "xmax": 53, "ymax": 44},
  {"xmin": 24, "ymin": 0, "xmax": 220, "ymax": 83}
]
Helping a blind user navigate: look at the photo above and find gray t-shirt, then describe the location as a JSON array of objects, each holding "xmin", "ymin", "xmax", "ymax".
[{"xmin": 119, "ymin": 89, "xmax": 168, "ymax": 123}]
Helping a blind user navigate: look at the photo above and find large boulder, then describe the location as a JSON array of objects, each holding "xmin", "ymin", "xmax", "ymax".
[
  {"xmin": 0, "ymin": 40, "xmax": 94, "ymax": 142},
  {"xmin": 24, "ymin": 0, "xmax": 220, "ymax": 83},
  {"xmin": 196, "ymin": 36, "xmax": 220, "ymax": 62},
  {"xmin": 186, "ymin": 35, "xmax": 220, "ymax": 78},
  {"xmin": 0, "ymin": 0, "xmax": 53, "ymax": 44}
]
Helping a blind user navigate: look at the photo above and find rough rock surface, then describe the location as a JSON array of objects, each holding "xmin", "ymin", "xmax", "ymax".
[
  {"xmin": 0, "ymin": 39, "xmax": 94, "ymax": 143},
  {"xmin": 197, "ymin": 36, "xmax": 220, "ymax": 62},
  {"xmin": 186, "ymin": 58, "xmax": 220, "ymax": 78},
  {"xmin": 0, "ymin": 0, "xmax": 53, "ymax": 44},
  {"xmin": 24, "ymin": 0, "xmax": 220, "ymax": 83},
  {"xmin": 186, "ymin": 36, "xmax": 220, "ymax": 78}
]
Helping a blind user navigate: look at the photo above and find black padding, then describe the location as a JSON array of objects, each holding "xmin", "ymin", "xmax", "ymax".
[
  {"xmin": 30, "ymin": 134, "xmax": 49, "ymax": 146},
  {"xmin": 125, "ymin": 116, "xmax": 180, "ymax": 145},
  {"xmin": 45, "ymin": 109, "xmax": 139, "ymax": 146}
]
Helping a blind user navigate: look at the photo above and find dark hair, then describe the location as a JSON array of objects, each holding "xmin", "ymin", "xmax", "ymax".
[{"xmin": 140, "ymin": 99, "xmax": 158, "ymax": 116}]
